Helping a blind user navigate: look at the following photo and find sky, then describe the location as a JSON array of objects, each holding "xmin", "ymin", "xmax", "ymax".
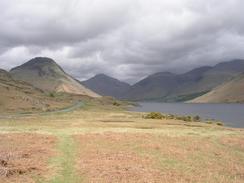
[{"xmin": 0, "ymin": 0, "xmax": 244, "ymax": 83}]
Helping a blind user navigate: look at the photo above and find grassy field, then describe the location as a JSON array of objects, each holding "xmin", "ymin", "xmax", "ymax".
[{"xmin": 0, "ymin": 101, "xmax": 244, "ymax": 183}]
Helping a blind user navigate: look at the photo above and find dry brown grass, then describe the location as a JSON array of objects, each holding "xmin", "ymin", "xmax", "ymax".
[
  {"xmin": 0, "ymin": 102, "xmax": 243, "ymax": 183},
  {"xmin": 75, "ymin": 132, "xmax": 244, "ymax": 183},
  {"xmin": 0, "ymin": 133, "xmax": 56, "ymax": 183},
  {"xmin": 75, "ymin": 133, "xmax": 163, "ymax": 183}
]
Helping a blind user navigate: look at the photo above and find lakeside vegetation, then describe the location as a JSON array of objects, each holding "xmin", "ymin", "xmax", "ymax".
[
  {"xmin": 143, "ymin": 112, "xmax": 201, "ymax": 122},
  {"xmin": 143, "ymin": 112, "xmax": 226, "ymax": 126}
]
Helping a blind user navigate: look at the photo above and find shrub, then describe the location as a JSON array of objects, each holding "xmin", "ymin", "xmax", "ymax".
[
  {"xmin": 206, "ymin": 121, "xmax": 223, "ymax": 126},
  {"xmin": 216, "ymin": 122, "xmax": 224, "ymax": 126},
  {"xmin": 112, "ymin": 101, "xmax": 121, "ymax": 106},
  {"xmin": 193, "ymin": 115, "xmax": 201, "ymax": 122},
  {"xmin": 143, "ymin": 112, "xmax": 202, "ymax": 123},
  {"xmin": 187, "ymin": 116, "xmax": 193, "ymax": 122},
  {"xmin": 144, "ymin": 112, "xmax": 164, "ymax": 119}
]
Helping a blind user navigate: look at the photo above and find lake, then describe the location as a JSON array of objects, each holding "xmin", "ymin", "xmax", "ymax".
[{"xmin": 131, "ymin": 102, "xmax": 244, "ymax": 128}]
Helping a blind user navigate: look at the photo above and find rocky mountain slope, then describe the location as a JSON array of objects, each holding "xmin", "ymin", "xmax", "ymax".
[
  {"xmin": 0, "ymin": 69, "xmax": 74, "ymax": 113},
  {"xmin": 190, "ymin": 73, "xmax": 244, "ymax": 103},
  {"xmin": 10, "ymin": 57, "xmax": 100, "ymax": 98}
]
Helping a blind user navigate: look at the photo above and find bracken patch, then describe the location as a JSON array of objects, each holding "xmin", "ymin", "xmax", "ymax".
[
  {"xmin": 0, "ymin": 133, "xmax": 56, "ymax": 183},
  {"xmin": 75, "ymin": 132, "xmax": 244, "ymax": 183}
]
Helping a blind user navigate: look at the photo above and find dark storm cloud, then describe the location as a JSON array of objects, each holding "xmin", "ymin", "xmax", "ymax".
[{"xmin": 0, "ymin": 0, "xmax": 244, "ymax": 83}]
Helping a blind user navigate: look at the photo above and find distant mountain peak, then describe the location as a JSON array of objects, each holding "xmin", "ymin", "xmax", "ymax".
[
  {"xmin": 149, "ymin": 72, "xmax": 175, "ymax": 78},
  {"xmin": 219, "ymin": 58, "xmax": 244, "ymax": 64},
  {"xmin": 95, "ymin": 73, "xmax": 108, "ymax": 77},
  {"xmin": 215, "ymin": 59, "xmax": 244, "ymax": 67},
  {"xmin": 16, "ymin": 57, "xmax": 56, "ymax": 66},
  {"xmin": 10, "ymin": 57, "xmax": 63, "ymax": 73},
  {"xmin": 87, "ymin": 73, "xmax": 130, "ymax": 86},
  {"xmin": 82, "ymin": 74, "xmax": 130, "ymax": 98},
  {"xmin": 187, "ymin": 66, "xmax": 212, "ymax": 73},
  {"xmin": 92, "ymin": 73, "xmax": 115, "ymax": 80},
  {"xmin": 155, "ymin": 71, "xmax": 174, "ymax": 75},
  {"xmin": 29, "ymin": 56, "xmax": 55, "ymax": 62}
]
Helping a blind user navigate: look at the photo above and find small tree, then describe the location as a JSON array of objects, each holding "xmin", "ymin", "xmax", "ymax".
[{"xmin": 216, "ymin": 122, "xmax": 223, "ymax": 126}]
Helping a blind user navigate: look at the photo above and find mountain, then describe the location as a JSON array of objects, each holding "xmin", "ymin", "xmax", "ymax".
[
  {"xmin": 190, "ymin": 73, "xmax": 244, "ymax": 103},
  {"xmin": 10, "ymin": 57, "xmax": 100, "ymax": 98},
  {"xmin": 190, "ymin": 59, "xmax": 244, "ymax": 90},
  {"xmin": 0, "ymin": 69, "xmax": 72, "ymax": 113},
  {"xmin": 124, "ymin": 72, "xmax": 179, "ymax": 101},
  {"xmin": 123, "ymin": 59, "xmax": 244, "ymax": 101},
  {"xmin": 82, "ymin": 74, "xmax": 130, "ymax": 98},
  {"xmin": 122, "ymin": 67, "xmax": 214, "ymax": 101}
]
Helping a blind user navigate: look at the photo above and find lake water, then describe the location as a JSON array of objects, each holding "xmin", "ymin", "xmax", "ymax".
[{"xmin": 131, "ymin": 102, "xmax": 244, "ymax": 128}]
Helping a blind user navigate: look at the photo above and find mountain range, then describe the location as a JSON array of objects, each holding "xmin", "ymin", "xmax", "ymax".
[
  {"xmin": 83, "ymin": 59, "xmax": 244, "ymax": 102},
  {"xmin": 1, "ymin": 57, "xmax": 244, "ymax": 105}
]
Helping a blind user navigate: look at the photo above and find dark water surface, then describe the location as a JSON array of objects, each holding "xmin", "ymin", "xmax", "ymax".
[{"xmin": 132, "ymin": 102, "xmax": 244, "ymax": 128}]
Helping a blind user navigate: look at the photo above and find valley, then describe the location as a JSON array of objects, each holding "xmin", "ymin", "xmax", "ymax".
[
  {"xmin": 0, "ymin": 57, "xmax": 244, "ymax": 183},
  {"xmin": 1, "ymin": 1, "xmax": 244, "ymax": 183}
]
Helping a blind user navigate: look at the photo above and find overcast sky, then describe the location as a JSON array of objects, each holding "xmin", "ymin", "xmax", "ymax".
[{"xmin": 0, "ymin": 0, "xmax": 244, "ymax": 83}]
